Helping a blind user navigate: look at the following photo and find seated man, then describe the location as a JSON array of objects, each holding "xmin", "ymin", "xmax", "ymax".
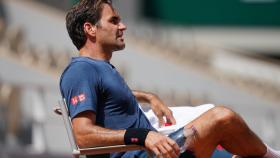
[{"xmin": 60, "ymin": 0, "xmax": 280, "ymax": 157}]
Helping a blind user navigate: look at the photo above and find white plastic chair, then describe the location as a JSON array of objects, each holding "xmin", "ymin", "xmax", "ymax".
[{"xmin": 54, "ymin": 99, "xmax": 145, "ymax": 158}]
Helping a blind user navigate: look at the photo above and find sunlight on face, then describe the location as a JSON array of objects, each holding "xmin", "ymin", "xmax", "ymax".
[{"xmin": 96, "ymin": 4, "xmax": 127, "ymax": 52}]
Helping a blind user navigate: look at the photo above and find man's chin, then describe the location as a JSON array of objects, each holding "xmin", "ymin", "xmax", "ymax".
[{"xmin": 114, "ymin": 43, "xmax": 125, "ymax": 51}]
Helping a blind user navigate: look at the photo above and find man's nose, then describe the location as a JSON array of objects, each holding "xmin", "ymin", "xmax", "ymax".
[{"xmin": 119, "ymin": 22, "xmax": 127, "ymax": 30}]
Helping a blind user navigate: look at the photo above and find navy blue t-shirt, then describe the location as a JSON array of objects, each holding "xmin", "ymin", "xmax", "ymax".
[{"xmin": 60, "ymin": 57, "xmax": 155, "ymax": 158}]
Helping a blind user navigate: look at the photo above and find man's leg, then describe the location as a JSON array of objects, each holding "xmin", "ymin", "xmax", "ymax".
[{"xmin": 184, "ymin": 106, "xmax": 267, "ymax": 158}]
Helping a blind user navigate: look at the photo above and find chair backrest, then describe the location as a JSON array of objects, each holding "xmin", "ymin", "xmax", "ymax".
[
  {"xmin": 57, "ymin": 99, "xmax": 80, "ymax": 156},
  {"xmin": 54, "ymin": 99, "xmax": 144, "ymax": 157}
]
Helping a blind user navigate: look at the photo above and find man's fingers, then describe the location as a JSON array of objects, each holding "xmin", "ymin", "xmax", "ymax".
[
  {"xmin": 166, "ymin": 115, "xmax": 176, "ymax": 125},
  {"xmin": 146, "ymin": 132, "xmax": 180, "ymax": 158},
  {"xmin": 157, "ymin": 144, "xmax": 171, "ymax": 158},
  {"xmin": 164, "ymin": 109, "xmax": 176, "ymax": 125},
  {"xmin": 167, "ymin": 137, "xmax": 180, "ymax": 155},
  {"xmin": 151, "ymin": 147, "xmax": 161, "ymax": 158},
  {"xmin": 158, "ymin": 116, "xmax": 165, "ymax": 127},
  {"xmin": 162, "ymin": 141, "xmax": 179, "ymax": 158}
]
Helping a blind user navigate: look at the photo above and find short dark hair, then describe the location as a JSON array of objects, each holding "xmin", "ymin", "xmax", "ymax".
[{"xmin": 66, "ymin": 0, "xmax": 112, "ymax": 50}]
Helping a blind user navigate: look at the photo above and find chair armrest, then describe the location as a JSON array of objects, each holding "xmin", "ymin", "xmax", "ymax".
[{"xmin": 79, "ymin": 145, "xmax": 143, "ymax": 155}]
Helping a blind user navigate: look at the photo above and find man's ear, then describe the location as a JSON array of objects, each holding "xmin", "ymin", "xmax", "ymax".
[{"xmin": 84, "ymin": 22, "xmax": 97, "ymax": 37}]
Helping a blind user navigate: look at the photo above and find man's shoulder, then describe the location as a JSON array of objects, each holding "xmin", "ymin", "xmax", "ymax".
[
  {"xmin": 59, "ymin": 58, "xmax": 99, "ymax": 85},
  {"xmin": 69, "ymin": 60, "xmax": 95, "ymax": 71},
  {"xmin": 63, "ymin": 59, "xmax": 98, "ymax": 76}
]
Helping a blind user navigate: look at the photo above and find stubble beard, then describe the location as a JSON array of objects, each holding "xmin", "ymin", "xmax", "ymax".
[
  {"xmin": 112, "ymin": 36, "xmax": 125, "ymax": 51},
  {"xmin": 113, "ymin": 43, "xmax": 125, "ymax": 52}
]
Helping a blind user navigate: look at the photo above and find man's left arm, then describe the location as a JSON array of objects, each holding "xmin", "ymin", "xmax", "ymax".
[{"xmin": 132, "ymin": 90, "xmax": 176, "ymax": 127}]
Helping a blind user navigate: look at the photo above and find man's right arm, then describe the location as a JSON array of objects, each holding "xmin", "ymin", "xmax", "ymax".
[
  {"xmin": 72, "ymin": 111, "xmax": 180, "ymax": 158},
  {"xmin": 72, "ymin": 111, "xmax": 125, "ymax": 148}
]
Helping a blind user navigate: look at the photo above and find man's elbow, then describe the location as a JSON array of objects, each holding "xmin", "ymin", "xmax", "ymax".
[
  {"xmin": 73, "ymin": 127, "xmax": 97, "ymax": 148},
  {"xmin": 75, "ymin": 134, "xmax": 95, "ymax": 148},
  {"xmin": 76, "ymin": 136, "xmax": 86, "ymax": 148}
]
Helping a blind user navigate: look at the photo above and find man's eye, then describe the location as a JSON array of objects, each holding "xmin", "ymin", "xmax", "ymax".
[{"xmin": 111, "ymin": 18, "xmax": 120, "ymax": 24}]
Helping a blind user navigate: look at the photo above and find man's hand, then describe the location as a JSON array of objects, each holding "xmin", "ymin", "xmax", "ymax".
[
  {"xmin": 132, "ymin": 90, "xmax": 176, "ymax": 127},
  {"xmin": 145, "ymin": 131, "xmax": 180, "ymax": 158},
  {"xmin": 149, "ymin": 94, "xmax": 176, "ymax": 127}
]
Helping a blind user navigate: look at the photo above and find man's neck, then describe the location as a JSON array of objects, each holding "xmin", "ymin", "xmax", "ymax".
[{"xmin": 79, "ymin": 44, "xmax": 112, "ymax": 61}]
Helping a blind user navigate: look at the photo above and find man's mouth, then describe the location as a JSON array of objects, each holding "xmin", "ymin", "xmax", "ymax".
[
  {"xmin": 117, "ymin": 35, "xmax": 124, "ymax": 41},
  {"xmin": 117, "ymin": 31, "xmax": 124, "ymax": 39}
]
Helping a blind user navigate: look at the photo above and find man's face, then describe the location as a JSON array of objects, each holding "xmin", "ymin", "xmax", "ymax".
[{"xmin": 95, "ymin": 4, "xmax": 126, "ymax": 52}]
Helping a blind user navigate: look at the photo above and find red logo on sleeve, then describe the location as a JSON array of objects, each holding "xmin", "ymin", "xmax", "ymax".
[
  {"xmin": 78, "ymin": 93, "xmax": 86, "ymax": 102},
  {"xmin": 71, "ymin": 96, "xmax": 78, "ymax": 105},
  {"xmin": 71, "ymin": 93, "xmax": 86, "ymax": 106}
]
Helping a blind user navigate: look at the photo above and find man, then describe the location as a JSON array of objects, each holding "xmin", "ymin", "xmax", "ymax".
[{"xmin": 60, "ymin": 0, "xmax": 280, "ymax": 157}]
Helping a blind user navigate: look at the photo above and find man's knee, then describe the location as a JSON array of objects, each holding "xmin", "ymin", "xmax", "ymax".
[{"xmin": 210, "ymin": 106, "xmax": 241, "ymax": 127}]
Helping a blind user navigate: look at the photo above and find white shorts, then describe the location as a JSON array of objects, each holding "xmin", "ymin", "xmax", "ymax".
[{"xmin": 144, "ymin": 104, "xmax": 215, "ymax": 135}]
